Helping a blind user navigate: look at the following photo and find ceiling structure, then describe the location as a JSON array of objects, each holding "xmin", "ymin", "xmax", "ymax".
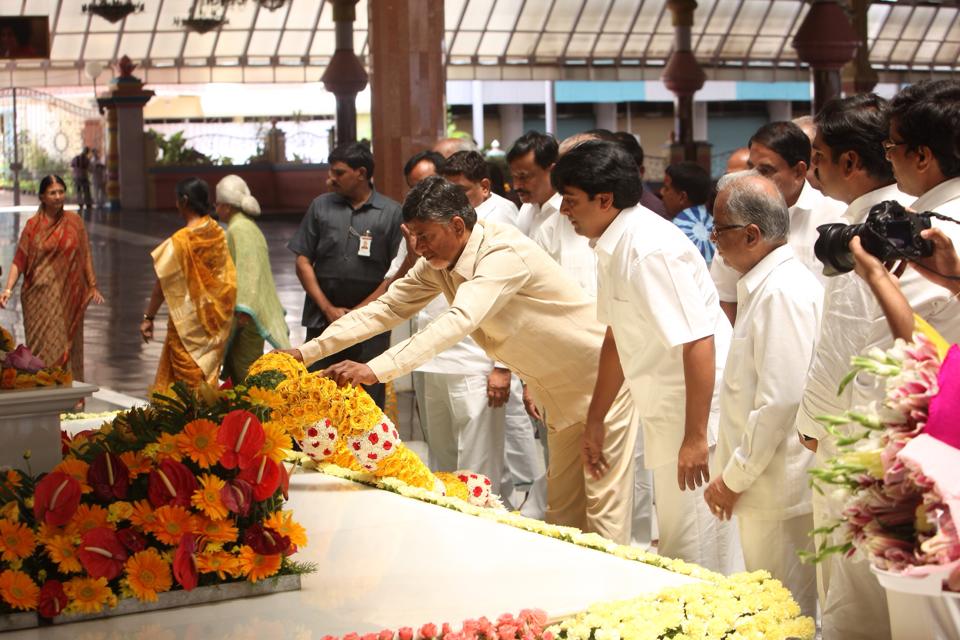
[{"xmin": 4, "ymin": 0, "xmax": 960, "ymax": 87}]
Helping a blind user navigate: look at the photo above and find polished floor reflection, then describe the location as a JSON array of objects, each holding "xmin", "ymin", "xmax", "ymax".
[{"xmin": 0, "ymin": 195, "xmax": 307, "ymax": 401}]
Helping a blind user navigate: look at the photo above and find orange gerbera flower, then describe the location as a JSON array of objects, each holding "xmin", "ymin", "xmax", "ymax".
[
  {"xmin": 263, "ymin": 511, "xmax": 307, "ymax": 547},
  {"xmin": 152, "ymin": 505, "xmax": 196, "ymax": 545},
  {"xmin": 4, "ymin": 469, "xmax": 22, "ymax": 489},
  {"xmin": 195, "ymin": 550, "xmax": 241, "ymax": 580},
  {"xmin": 237, "ymin": 545, "xmax": 281, "ymax": 583},
  {"xmin": 64, "ymin": 576, "xmax": 115, "ymax": 614},
  {"xmin": 178, "ymin": 419, "xmax": 225, "ymax": 468},
  {"xmin": 52, "ymin": 458, "xmax": 91, "ymax": 493},
  {"xmin": 154, "ymin": 433, "xmax": 184, "ymax": 462},
  {"xmin": 68, "ymin": 504, "xmax": 110, "ymax": 536},
  {"xmin": 260, "ymin": 422, "xmax": 292, "ymax": 463},
  {"xmin": 194, "ymin": 517, "xmax": 238, "ymax": 544},
  {"xmin": 120, "ymin": 451, "xmax": 153, "ymax": 478},
  {"xmin": 191, "ymin": 475, "xmax": 228, "ymax": 520},
  {"xmin": 45, "ymin": 535, "xmax": 82, "ymax": 573},
  {"xmin": 0, "ymin": 569, "xmax": 39, "ymax": 610},
  {"xmin": 129, "ymin": 500, "xmax": 159, "ymax": 532},
  {"xmin": 0, "ymin": 519, "xmax": 35, "ymax": 562},
  {"xmin": 124, "ymin": 549, "xmax": 172, "ymax": 602}
]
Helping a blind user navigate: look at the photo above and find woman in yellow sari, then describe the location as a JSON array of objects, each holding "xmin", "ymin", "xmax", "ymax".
[{"xmin": 140, "ymin": 178, "xmax": 236, "ymax": 390}]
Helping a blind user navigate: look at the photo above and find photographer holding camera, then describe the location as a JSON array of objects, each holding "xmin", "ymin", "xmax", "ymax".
[{"xmin": 797, "ymin": 85, "xmax": 960, "ymax": 640}]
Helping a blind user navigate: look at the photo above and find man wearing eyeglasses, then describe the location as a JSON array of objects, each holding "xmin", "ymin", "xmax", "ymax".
[{"xmin": 798, "ymin": 85, "xmax": 960, "ymax": 640}]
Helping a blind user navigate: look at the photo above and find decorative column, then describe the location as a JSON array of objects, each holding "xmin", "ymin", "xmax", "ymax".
[
  {"xmin": 369, "ymin": 0, "xmax": 445, "ymax": 201},
  {"xmin": 498, "ymin": 104, "xmax": 524, "ymax": 149},
  {"xmin": 662, "ymin": 0, "xmax": 709, "ymax": 166},
  {"xmin": 792, "ymin": 0, "xmax": 858, "ymax": 114},
  {"xmin": 321, "ymin": 0, "xmax": 368, "ymax": 147},
  {"xmin": 96, "ymin": 56, "xmax": 154, "ymax": 212},
  {"xmin": 842, "ymin": 0, "xmax": 879, "ymax": 95},
  {"xmin": 594, "ymin": 103, "xmax": 617, "ymax": 132}
]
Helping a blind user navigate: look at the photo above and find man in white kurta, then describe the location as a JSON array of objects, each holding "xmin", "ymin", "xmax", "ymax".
[
  {"xmin": 703, "ymin": 172, "xmax": 821, "ymax": 619},
  {"xmin": 551, "ymin": 140, "xmax": 736, "ymax": 572},
  {"xmin": 799, "ymin": 89, "xmax": 960, "ymax": 640}
]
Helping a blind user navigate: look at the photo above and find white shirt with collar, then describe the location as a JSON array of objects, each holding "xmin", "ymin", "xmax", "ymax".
[
  {"xmin": 532, "ymin": 203, "xmax": 598, "ymax": 298},
  {"xmin": 717, "ymin": 245, "xmax": 822, "ymax": 520},
  {"xmin": 518, "ymin": 192, "xmax": 562, "ymax": 239},
  {"xmin": 412, "ymin": 193, "xmax": 522, "ymax": 375},
  {"xmin": 795, "ymin": 181, "xmax": 960, "ymax": 447},
  {"xmin": 594, "ymin": 205, "xmax": 731, "ymax": 468},
  {"xmin": 711, "ymin": 181, "xmax": 846, "ymax": 302}
]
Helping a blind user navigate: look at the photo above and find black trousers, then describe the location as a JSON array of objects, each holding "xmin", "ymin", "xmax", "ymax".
[{"xmin": 304, "ymin": 327, "xmax": 390, "ymax": 410}]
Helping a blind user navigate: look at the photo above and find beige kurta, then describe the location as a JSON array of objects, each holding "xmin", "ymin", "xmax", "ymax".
[{"xmin": 299, "ymin": 221, "xmax": 607, "ymax": 430}]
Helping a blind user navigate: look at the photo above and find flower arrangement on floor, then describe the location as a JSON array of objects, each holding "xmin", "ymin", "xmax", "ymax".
[
  {"xmin": 321, "ymin": 609, "xmax": 552, "ymax": 640},
  {"xmin": 244, "ymin": 353, "xmax": 499, "ymax": 508},
  {"xmin": 0, "ymin": 325, "xmax": 73, "ymax": 390},
  {"xmin": 809, "ymin": 327, "xmax": 960, "ymax": 590},
  {"xmin": 0, "ymin": 381, "xmax": 310, "ymax": 620}
]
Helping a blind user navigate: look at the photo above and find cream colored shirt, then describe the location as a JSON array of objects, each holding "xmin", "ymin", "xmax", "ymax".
[
  {"xmin": 299, "ymin": 220, "xmax": 608, "ymax": 429},
  {"xmin": 717, "ymin": 245, "xmax": 821, "ymax": 520}
]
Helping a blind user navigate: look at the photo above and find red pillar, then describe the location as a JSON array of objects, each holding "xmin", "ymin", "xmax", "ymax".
[{"xmin": 792, "ymin": 0, "xmax": 858, "ymax": 114}]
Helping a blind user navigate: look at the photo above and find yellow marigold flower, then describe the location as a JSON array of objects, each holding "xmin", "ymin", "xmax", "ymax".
[
  {"xmin": 45, "ymin": 535, "xmax": 82, "ymax": 574},
  {"xmin": 120, "ymin": 451, "xmax": 153, "ymax": 478},
  {"xmin": 107, "ymin": 502, "xmax": 134, "ymax": 524},
  {"xmin": 260, "ymin": 422, "xmax": 292, "ymax": 463},
  {"xmin": 130, "ymin": 499, "xmax": 159, "ymax": 532},
  {"xmin": 124, "ymin": 549, "xmax": 172, "ymax": 602},
  {"xmin": 178, "ymin": 419, "xmax": 225, "ymax": 468},
  {"xmin": 152, "ymin": 505, "xmax": 196, "ymax": 546},
  {"xmin": 0, "ymin": 502, "xmax": 19, "ymax": 522},
  {"xmin": 0, "ymin": 569, "xmax": 38, "ymax": 611},
  {"xmin": 263, "ymin": 510, "xmax": 307, "ymax": 547},
  {"xmin": 155, "ymin": 433, "xmax": 184, "ymax": 462},
  {"xmin": 0, "ymin": 520, "xmax": 35, "ymax": 562},
  {"xmin": 53, "ymin": 458, "xmax": 91, "ymax": 493},
  {"xmin": 435, "ymin": 473, "xmax": 470, "ymax": 502},
  {"xmin": 67, "ymin": 504, "xmax": 111, "ymax": 536},
  {"xmin": 65, "ymin": 576, "xmax": 116, "ymax": 614},
  {"xmin": 195, "ymin": 516, "xmax": 238, "ymax": 544},
  {"xmin": 245, "ymin": 386, "xmax": 281, "ymax": 408},
  {"xmin": 237, "ymin": 545, "xmax": 281, "ymax": 583},
  {"xmin": 191, "ymin": 475, "xmax": 228, "ymax": 520},
  {"xmin": 196, "ymin": 550, "xmax": 241, "ymax": 580}
]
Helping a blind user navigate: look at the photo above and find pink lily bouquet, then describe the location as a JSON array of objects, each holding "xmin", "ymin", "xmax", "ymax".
[{"xmin": 809, "ymin": 330, "xmax": 960, "ymax": 590}]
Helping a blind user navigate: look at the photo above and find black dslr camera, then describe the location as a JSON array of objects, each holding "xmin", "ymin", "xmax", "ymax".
[{"xmin": 814, "ymin": 200, "xmax": 933, "ymax": 276}]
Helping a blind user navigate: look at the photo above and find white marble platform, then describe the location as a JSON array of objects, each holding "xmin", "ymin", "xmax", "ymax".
[{"xmin": 6, "ymin": 472, "xmax": 696, "ymax": 638}]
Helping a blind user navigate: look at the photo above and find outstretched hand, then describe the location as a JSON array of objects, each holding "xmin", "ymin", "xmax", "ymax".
[
  {"xmin": 322, "ymin": 360, "xmax": 377, "ymax": 387},
  {"xmin": 272, "ymin": 348, "xmax": 304, "ymax": 362}
]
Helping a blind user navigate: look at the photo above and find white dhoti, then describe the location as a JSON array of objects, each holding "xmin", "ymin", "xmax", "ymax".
[
  {"xmin": 502, "ymin": 376, "xmax": 547, "ymax": 518},
  {"xmin": 739, "ymin": 513, "xmax": 817, "ymax": 619}
]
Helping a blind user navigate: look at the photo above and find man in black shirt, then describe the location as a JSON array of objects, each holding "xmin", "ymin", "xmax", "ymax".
[{"xmin": 287, "ymin": 142, "xmax": 402, "ymax": 408}]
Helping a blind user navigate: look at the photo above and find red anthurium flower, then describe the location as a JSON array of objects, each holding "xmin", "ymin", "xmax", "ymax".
[
  {"xmin": 278, "ymin": 460, "xmax": 290, "ymax": 500},
  {"xmin": 88, "ymin": 451, "xmax": 130, "ymax": 501},
  {"xmin": 219, "ymin": 378, "xmax": 234, "ymax": 390},
  {"xmin": 77, "ymin": 527, "xmax": 128, "ymax": 580},
  {"xmin": 148, "ymin": 459, "xmax": 198, "ymax": 508},
  {"xmin": 33, "ymin": 472, "xmax": 81, "ymax": 527},
  {"xmin": 216, "ymin": 410, "xmax": 265, "ymax": 470},
  {"xmin": 173, "ymin": 533, "xmax": 198, "ymax": 591},
  {"xmin": 220, "ymin": 478, "xmax": 254, "ymax": 517},
  {"xmin": 37, "ymin": 580, "xmax": 67, "ymax": 619},
  {"xmin": 238, "ymin": 455, "xmax": 282, "ymax": 501},
  {"xmin": 243, "ymin": 523, "xmax": 291, "ymax": 556},
  {"xmin": 117, "ymin": 527, "xmax": 147, "ymax": 553}
]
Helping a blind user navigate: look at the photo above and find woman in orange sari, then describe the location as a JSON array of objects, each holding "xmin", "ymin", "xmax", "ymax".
[
  {"xmin": 140, "ymin": 178, "xmax": 236, "ymax": 390},
  {"xmin": 0, "ymin": 175, "xmax": 104, "ymax": 379}
]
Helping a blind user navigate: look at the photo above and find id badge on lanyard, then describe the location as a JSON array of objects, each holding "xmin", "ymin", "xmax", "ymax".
[{"xmin": 350, "ymin": 226, "xmax": 373, "ymax": 257}]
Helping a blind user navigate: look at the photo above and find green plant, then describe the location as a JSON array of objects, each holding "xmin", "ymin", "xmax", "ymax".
[{"xmin": 146, "ymin": 129, "xmax": 212, "ymax": 166}]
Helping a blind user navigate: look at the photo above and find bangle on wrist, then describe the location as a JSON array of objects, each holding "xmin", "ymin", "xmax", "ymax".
[{"xmin": 143, "ymin": 314, "xmax": 154, "ymax": 321}]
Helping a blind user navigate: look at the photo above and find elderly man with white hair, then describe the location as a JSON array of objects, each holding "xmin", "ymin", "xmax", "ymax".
[
  {"xmin": 704, "ymin": 170, "xmax": 821, "ymax": 618},
  {"xmin": 215, "ymin": 175, "xmax": 290, "ymax": 382}
]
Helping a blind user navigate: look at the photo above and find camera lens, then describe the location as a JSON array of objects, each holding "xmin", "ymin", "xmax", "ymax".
[{"xmin": 814, "ymin": 223, "xmax": 864, "ymax": 276}]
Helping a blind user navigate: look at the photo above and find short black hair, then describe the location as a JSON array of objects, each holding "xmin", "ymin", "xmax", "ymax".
[
  {"xmin": 583, "ymin": 128, "xmax": 619, "ymax": 142},
  {"xmin": 890, "ymin": 79, "xmax": 960, "ymax": 179},
  {"xmin": 749, "ymin": 121, "xmax": 811, "ymax": 168},
  {"xmin": 506, "ymin": 130, "xmax": 558, "ymax": 169},
  {"xmin": 815, "ymin": 94, "xmax": 893, "ymax": 183},
  {"xmin": 401, "ymin": 175, "xmax": 478, "ymax": 230},
  {"xmin": 665, "ymin": 162, "xmax": 712, "ymax": 205},
  {"xmin": 439, "ymin": 150, "xmax": 489, "ymax": 183},
  {"xmin": 329, "ymin": 141, "xmax": 374, "ymax": 183},
  {"xmin": 176, "ymin": 177, "xmax": 213, "ymax": 215},
  {"xmin": 551, "ymin": 140, "xmax": 641, "ymax": 209},
  {"xmin": 614, "ymin": 131, "xmax": 644, "ymax": 168},
  {"xmin": 403, "ymin": 150, "xmax": 445, "ymax": 179}
]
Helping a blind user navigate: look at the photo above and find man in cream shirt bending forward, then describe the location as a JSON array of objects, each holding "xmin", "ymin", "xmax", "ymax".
[{"xmin": 284, "ymin": 176, "xmax": 638, "ymax": 544}]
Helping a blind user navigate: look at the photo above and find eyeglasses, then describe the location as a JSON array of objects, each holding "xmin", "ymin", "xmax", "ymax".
[
  {"xmin": 710, "ymin": 223, "xmax": 746, "ymax": 242},
  {"xmin": 882, "ymin": 139, "xmax": 908, "ymax": 154}
]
